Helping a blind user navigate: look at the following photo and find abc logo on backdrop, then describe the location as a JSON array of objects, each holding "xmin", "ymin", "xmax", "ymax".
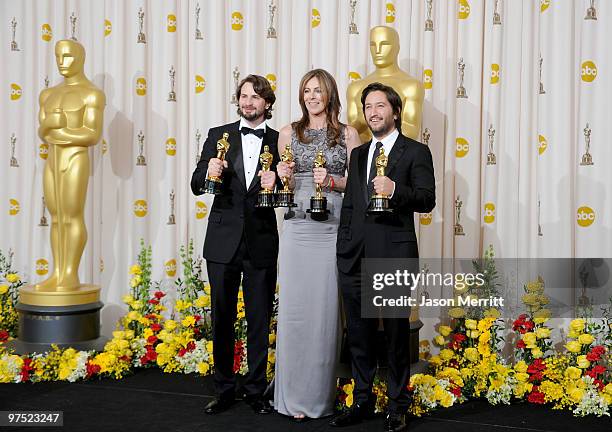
[
  {"xmin": 104, "ymin": 19, "xmax": 112, "ymax": 36},
  {"xmin": 491, "ymin": 64, "xmax": 500, "ymax": 84},
  {"xmin": 10, "ymin": 83, "xmax": 22, "ymax": 100},
  {"xmin": 41, "ymin": 23, "xmax": 53, "ymax": 41},
  {"xmin": 36, "ymin": 259, "xmax": 49, "ymax": 276},
  {"xmin": 420, "ymin": 213, "xmax": 433, "ymax": 226},
  {"xmin": 9, "ymin": 198, "xmax": 20, "ymax": 216},
  {"xmin": 165, "ymin": 138, "xmax": 177, "ymax": 156},
  {"xmin": 581, "ymin": 61, "xmax": 597, "ymax": 83},
  {"xmin": 195, "ymin": 201, "xmax": 208, "ymax": 220},
  {"xmin": 386, "ymin": 3, "xmax": 396, "ymax": 23},
  {"xmin": 39, "ymin": 143, "xmax": 49, "ymax": 160},
  {"xmin": 133, "ymin": 200, "xmax": 148, "ymax": 217},
  {"xmin": 538, "ymin": 134, "xmax": 547, "ymax": 155},
  {"xmin": 311, "ymin": 9, "xmax": 321, "ymax": 28},
  {"xmin": 266, "ymin": 74, "xmax": 277, "ymax": 91},
  {"xmin": 348, "ymin": 72, "xmax": 362, "ymax": 83},
  {"xmin": 458, "ymin": 0, "xmax": 471, "ymax": 19},
  {"xmin": 456, "ymin": 137, "xmax": 469, "ymax": 158},
  {"xmin": 423, "ymin": 69, "xmax": 433, "ymax": 89},
  {"xmin": 195, "ymin": 75, "xmax": 206, "ymax": 94},
  {"xmin": 135, "ymin": 77, "xmax": 147, "ymax": 96},
  {"xmin": 167, "ymin": 14, "xmax": 177, "ymax": 32},
  {"xmin": 576, "ymin": 206, "xmax": 595, "ymax": 227},
  {"xmin": 231, "ymin": 11, "xmax": 244, "ymax": 31},
  {"xmin": 165, "ymin": 259, "xmax": 177, "ymax": 277},
  {"xmin": 483, "ymin": 202, "xmax": 496, "ymax": 224}
]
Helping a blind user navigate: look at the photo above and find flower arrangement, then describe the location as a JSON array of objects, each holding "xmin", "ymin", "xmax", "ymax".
[{"xmin": 0, "ymin": 250, "xmax": 24, "ymax": 341}]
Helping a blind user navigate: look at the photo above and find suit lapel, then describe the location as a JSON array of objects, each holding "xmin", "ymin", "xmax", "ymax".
[
  {"xmin": 225, "ymin": 121, "xmax": 247, "ymax": 192},
  {"xmin": 359, "ymin": 141, "xmax": 371, "ymax": 203},
  {"xmin": 247, "ymin": 128, "xmax": 271, "ymax": 194},
  {"xmin": 385, "ymin": 134, "xmax": 407, "ymax": 176}
]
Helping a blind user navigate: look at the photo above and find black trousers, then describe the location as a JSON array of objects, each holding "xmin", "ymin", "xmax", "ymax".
[
  {"xmin": 206, "ymin": 235, "xmax": 276, "ymax": 399},
  {"xmin": 339, "ymin": 259, "xmax": 411, "ymax": 413}
]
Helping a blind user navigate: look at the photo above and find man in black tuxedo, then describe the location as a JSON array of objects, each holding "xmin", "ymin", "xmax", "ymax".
[
  {"xmin": 191, "ymin": 75, "xmax": 280, "ymax": 415},
  {"xmin": 331, "ymin": 83, "xmax": 435, "ymax": 432}
]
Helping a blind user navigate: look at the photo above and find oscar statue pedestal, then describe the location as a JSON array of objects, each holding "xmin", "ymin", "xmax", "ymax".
[{"xmin": 4, "ymin": 285, "xmax": 107, "ymax": 354}]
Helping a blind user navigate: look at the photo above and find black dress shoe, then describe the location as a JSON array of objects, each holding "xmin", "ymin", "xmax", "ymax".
[
  {"xmin": 245, "ymin": 396, "xmax": 273, "ymax": 415},
  {"xmin": 204, "ymin": 397, "xmax": 235, "ymax": 415},
  {"xmin": 383, "ymin": 412, "xmax": 407, "ymax": 432},
  {"xmin": 329, "ymin": 403, "xmax": 374, "ymax": 427}
]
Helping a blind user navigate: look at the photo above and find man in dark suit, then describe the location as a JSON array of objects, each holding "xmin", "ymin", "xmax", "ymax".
[
  {"xmin": 331, "ymin": 83, "xmax": 435, "ymax": 432},
  {"xmin": 191, "ymin": 75, "xmax": 280, "ymax": 415}
]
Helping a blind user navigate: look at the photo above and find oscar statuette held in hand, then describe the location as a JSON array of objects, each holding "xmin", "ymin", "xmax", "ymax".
[
  {"xmin": 204, "ymin": 132, "xmax": 230, "ymax": 195},
  {"xmin": 275, "ymin": 144, "xmax": 297, "ymax": 208},
  {"xmin": 367, "ymin": 147, "xmax": 393, "ymax": 213},
  {"xmin": 256, "ymin": 145, "xmax": 276, "ymax": 208},
  {"xmin": 306, "ymin": 150, "xmax": 329, "ymax": 219}
]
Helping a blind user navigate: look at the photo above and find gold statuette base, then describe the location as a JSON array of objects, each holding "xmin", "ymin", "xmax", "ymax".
[{"xmin": 20, "ymin": 284, "xmax": 101, "ymax": 307}]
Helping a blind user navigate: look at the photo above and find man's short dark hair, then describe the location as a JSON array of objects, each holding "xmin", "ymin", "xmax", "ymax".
[
  {"xmin": 360, "ymin": 82, "xmax": 403, "ymax": 132},
  {"xmin": 235, "ymin": 74, "xmax": 276, "ymax": 119}
]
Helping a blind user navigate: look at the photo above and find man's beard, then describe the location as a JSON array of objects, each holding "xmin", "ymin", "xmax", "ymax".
[
  {"xmin": 369, "ymin": 118, "xmax": 394, "ymax": 138},
  {"xmin": 239, "ymin": 107, "xmax": 264, "ymax": 121}
]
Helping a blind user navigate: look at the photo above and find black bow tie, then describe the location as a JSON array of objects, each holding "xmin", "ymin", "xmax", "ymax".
[{"xmin": 241, "ymin": 127, "xmax": 265, "ymax": 139}]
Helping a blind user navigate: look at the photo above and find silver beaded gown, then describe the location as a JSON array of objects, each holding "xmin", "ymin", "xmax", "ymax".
[{"xmin": 273, "ymin": 128, "xmax": 347, "ymax": 418}]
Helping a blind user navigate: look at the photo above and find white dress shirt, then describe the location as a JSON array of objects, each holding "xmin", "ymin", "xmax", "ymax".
[
  {"xmin": 366, "ymin": 129, "xmax": 399, "ymax": 197},
  {"xmin": 239, "ymin": 118, "xmax": 266, "ymax": 187}
]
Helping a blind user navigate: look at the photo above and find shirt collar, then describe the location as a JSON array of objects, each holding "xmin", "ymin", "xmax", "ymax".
[
  {"xmin": 239, "ymin": 118, "xmax": 267, "ymax": 132},
  {"xmin": 372, "ymin": 128, "xmax": 399, "ymax": 149}
]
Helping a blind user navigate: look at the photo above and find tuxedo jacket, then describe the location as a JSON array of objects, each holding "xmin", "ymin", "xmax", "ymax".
[
  {"xmin": 336, "ymin": 132, "xmax": 436, "ymax": 274},
  {"xmin": 191, "ymin": 120, "xmax": 280, "ymax": 268}
]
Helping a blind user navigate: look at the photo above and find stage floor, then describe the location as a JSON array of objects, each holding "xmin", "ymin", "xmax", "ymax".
[{"xmin": 0, "ymin": 368, "xmax": 609, "ymax": 432}]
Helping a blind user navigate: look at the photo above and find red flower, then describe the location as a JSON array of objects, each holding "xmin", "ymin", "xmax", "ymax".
[
  {"xmin": 517, "ymin": 340, "xmax": 526, "ymax": 349},
  {"xmin": 194, "ymin": 314, "xmax": 202, "ymax": 323},
  {"xmin": 452, "ymin": 333, "xmax": 467, "ymax": 343},
  {"xmin": 450, "ymin": 386, "xmax": 462, "ymax": 397},
  {"xmin": 587, "ymin": 345, "xmax": 606, "ymax": 362},
  {"xmin": 147, "ymin": 299, "xmax": 159, "ymax": 305},
  {"xmin": 523, "ymin": 321, "xmax": 535, "ymax": 331},
  {"xmin": 150, "ymin": 323, "xmax": 162, "ymax": 332},
  {"xmin": 154, "ymin": 291, "xmax": 166, "ymax": 299},
  {"xmin": 233, "ymin": 341, "xmax": 244, "ymax": 373},
  {"xmin": 147, "ymin": 335, "xmax": 158, "ymax": 345},
  {"xmin": 527, "ymin": 359, "xmax": 546, "ymax": 373},
  {"xmin": 528, "ymin": 388, "xmax": 545, "ymax": 404},
  {"xmin": 0, "ymin": 330, "xmax": 9, "ymax": 342},
  {"xmin": 593, "ymin": 379, "xmax": 605, "ymax": 391},
  {"xmin": 144, "ymin": 313, "xmax": 157, "ymax": 320},
  {"xmin": 528, "ymin": 371, "xmax": 543, "ymax": 382},
  {"xmin": 86, "ymin": 361, "xmax": 101, "ymax": 378},
  {"xmin": 20, "ymin": 358, "xmax": 34, "ymax": 382},
  {"xmin": 591, "ymin": 365, "xmax": 606, "ymax": 376},
  {"xmin": 591, "ymin": 345, "xmax": 606, "ymax": 356}
]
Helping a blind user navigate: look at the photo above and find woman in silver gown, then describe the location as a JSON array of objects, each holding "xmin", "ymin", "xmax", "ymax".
[{"xmin": 273, "ymin": 69, "xmax": 361, "ymax": 420}]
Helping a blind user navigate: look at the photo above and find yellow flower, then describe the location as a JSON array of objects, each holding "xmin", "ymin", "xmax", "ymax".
[
  {"xmin": 565, "ymin": 341, "xmax": 582, "ymax": 353},
  {"xmin": 602, "ymin": 394, "xmax": 612, "ymax": 406},
  {"xmin": 439, "ymin": 391, "xmax": 453, "ymax": 408},
  {"xmin": 569, "ymin": 319, "xmax": 585, "ymax": 334},
  {"xmin": 197, "ymin": 362, "xmax": 210, "ymax": 375},
  {"xmin": 515, "ymin": 372, "xmax": 530, "ymax": 383},
  {"xmin": 6, "ymin": 273, "xmax": 20, "ymax": 284},
  {"xmin": 534, "ymin": 317, "xmax": 549, "ymax": 325},
  {"xmin": 440, "ymin": 349, "xmax": 454, "ymax": 361},
  {"xmin": 565, "ymin": 367, "xmax": 582, "ymax": 380},
  {"xmin": 0, "ymin": 285, "xmax": 8, "ymax": 295},
  {"xmin": 535, "ymin": 327, "xmax": 551, "ymax": 339},
  {"xmin": 124, "ymin": 330, "xmax": 135, "ymax": 340},
  {"xmin": 181, "ymin": 316, "xmax": 196, "ymax": 327},
  {"xmin": 484, "ymin": 308, "xmax": 500, "ymax": 319},
  {"xmin": 112, "ymin": 331, "xmax": 125, "ymax": 340},
  {"xmin": 130, "ymin": 276, "xmax": 142, "ymax": 288},
  {"xmin": 206, "ymin": 341, "xmax": 213, "ymax": 354},
  {"xmin": 467, "ymin": 329, "xmax": 480, "ymax": 339},
  {"xmin": 448, "ymin": 307, "xmax": 465, "ymax": 319},
  {"xmin": 569, "ymin": 387, "xmax": 585, "ymax": 403},
  {"xmin": 514, "ymin": 361, "xmax": 528, "ymax": 374},
  {"xmin": 531, "ymin": 347, "xmax": 543, "ymax": 358},
  {"xmin": 578, "ymin": 333, "xmax": 594, "ymax": 346},
  {"xmin": 175, "ymin": 299, "xmax": 192, "ymax": 312},
  {"xmin": 465, "ymin": 319, "xmax": 477, "ymax": 330},
  {"xmin": 533, "ymin": 308, "xmax": 551, "ymax": 320},
  {"xmin": 164, "ymin": 319, "xmax": 177, "ymax": 331},
  {"xmin": 605, "ymin": 383, "xmax": 612, "ymax": 396},
  {"xmin": 127, "ymin": 311, "xmax": 140, "ymax": 321},
  {"xmin": 194, "ymin": 295, "xmax": 211, "ymax": 308},
  {"xmin": 429, "ymin": 355, "xmax": 442, "ymax": 367},
  {"xmin": 464, "ymin": 347, "xmax": 479, "ymax": 362},
  {"xmin": 269, "ymin": 333, "xmax": 276, "ymax": 345},
  {"xmin": 479, "ymin": 331, "xmax": 491, "ymax": 345},
  {"xmin": 522, "ymin": 293, "xmax": 539, "ymax": 306},
  {"xmin": 434, "ymin": 335, "xmax": 446, "ymax": 346},
  {"xmin": 522, "ymin": 332, "xmax": 537, "ymax": 349},
  {"xmin": 439, "ymin": 326, "xmax": 452, "ymax": 337},
  {"xmin": 122, "ymin": 294, "xmax": 135, "ymax": 304},
  {"xmin": 143, "ymin": 328, "xmax": 153, "ymax": 340},
  {"xmin": 576, "ymin": 355, "xmax": 590, "ymax": 369},
  {"xmin": 131, "ymin": 300, "xmax": 143, "ymax": 310},
  {"xmin": 267, "ymin": 351, "xmax": 276, "ymax": 364},
  {"xmin": 129, "ymin": 264, "xmax": 142, "ymax": 275}
]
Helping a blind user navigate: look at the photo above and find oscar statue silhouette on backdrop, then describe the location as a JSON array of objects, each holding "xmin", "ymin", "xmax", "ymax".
[{"xmin": 10, "ymin": 39, "xmax": 107, "ymax": 354}]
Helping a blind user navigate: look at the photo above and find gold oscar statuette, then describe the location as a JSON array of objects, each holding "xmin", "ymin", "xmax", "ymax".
[
  {"xmin": 204, "ymin": 132, "xmax": 230, "ymax": 195},
  {"xmin": 6, "ymin": 39, "xmax": 108, "ymax": 355},
  {"xmin": 256, "ymin": 145, "xmax": 276, "ymax": 208},
  {"xmin": 367, "ymin": 147, "xmax": 393, "ymax": 213},
  {"xmin": 306, "ymin": 150, "xmax": 329, "ymax": 218},
  {"xmin": 346, "ymin": 26, "xmax": 424, "ymax": 141},
  {"xmin": 275, "ymin": 144, "xmax": 297, "ymax": 208},
  {"xmin": 454, "ymin": 196, "xmax": 465, "ymax": 236}
]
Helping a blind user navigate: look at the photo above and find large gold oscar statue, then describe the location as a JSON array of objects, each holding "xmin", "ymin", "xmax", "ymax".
[
  {"xmin": 10, "ymin": 40, "xmax": 106, "ymax": 353},
  {"xmin": 346, "ymin": 26, "xmax": 424, "ymax": 364},
  {"xmin": 346, "ymin": 26, "xmax": 424, "ymax": 142}
]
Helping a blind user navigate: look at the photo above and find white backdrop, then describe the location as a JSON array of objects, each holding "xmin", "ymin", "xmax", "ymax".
[{"xmin": 1, "ymin": 0, "xmax": 610, "ymax": 336}]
